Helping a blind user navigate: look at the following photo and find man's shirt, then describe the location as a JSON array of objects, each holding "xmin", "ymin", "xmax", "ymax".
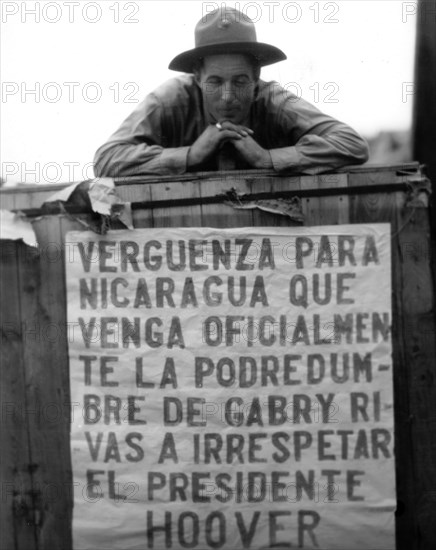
[{"xmin": 94, "ymin": 74, "xmax": 369, "ymax": 176}]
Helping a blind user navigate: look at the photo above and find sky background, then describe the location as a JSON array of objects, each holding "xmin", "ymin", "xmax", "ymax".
[{"xmin": 1, "ymin": 0, "xmax": 417, "ymax": 184}]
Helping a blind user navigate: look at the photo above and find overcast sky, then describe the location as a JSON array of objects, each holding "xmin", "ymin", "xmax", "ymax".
[{"xmin": 1, "ymin": 0, "xmax": 417, "ymax": 184}]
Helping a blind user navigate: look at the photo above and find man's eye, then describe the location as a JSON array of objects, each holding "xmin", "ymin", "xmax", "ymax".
[
  {"xmin": 204, "ymin": 81, "xmax": 221, "ymax": 94},
  {"xmin": 233, "ymin": 79, "xmax": 250, "ymax": 87},
  {"xmin": 206, "ymin": 79, "xmax": 221, "ymax": 86}
]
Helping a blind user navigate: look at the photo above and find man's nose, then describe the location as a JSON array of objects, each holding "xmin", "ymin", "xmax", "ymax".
[{"xmin": 221, "ymin": 82, "xmax": 236, "ymax": 102}]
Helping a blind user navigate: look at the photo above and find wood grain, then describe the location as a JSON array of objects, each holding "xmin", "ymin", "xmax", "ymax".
[
  {"xmin": 0, "ymin": 166, "xmax": 434, "ymax": 550},
  {"xmin": 150, "ymin": 179, "xmax": 202, "ymax": 227},
  {"xmin": 393, "ymin": 192, "xmax": 436, "ymax": 550},
  {"xmin": 0, "ymin": 241, "xmax": 38, "ymax": 550},
  {"xmin": 199, "ymin": 172, "xmax": 253, "ymax": 228}
]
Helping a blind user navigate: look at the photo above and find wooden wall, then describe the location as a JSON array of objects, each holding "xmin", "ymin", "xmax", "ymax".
[{"xmin": 1, "ymin": 165, "xmax": 435, "ymax": 550}]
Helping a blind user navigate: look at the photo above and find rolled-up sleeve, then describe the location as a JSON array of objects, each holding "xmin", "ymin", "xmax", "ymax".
[
  {"xmin": 270, "ymin": 124, "xmax": 369, "ymax": 174},
  {"xmin": 94, "ymin": 93, "xmax": 190, "ymax": 177},
  {"xmin": 259, "ymin": 86, "xmax": 369, "ymax": 174}
]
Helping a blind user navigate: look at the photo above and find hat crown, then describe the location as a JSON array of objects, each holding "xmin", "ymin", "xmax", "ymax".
[
  {"xmin": 168, "ymin": 6, "xmax": 286, "ymax": 73},
  {"xmin": 195, "ymin": 8, "xmax": 257, "ymax": 48}
]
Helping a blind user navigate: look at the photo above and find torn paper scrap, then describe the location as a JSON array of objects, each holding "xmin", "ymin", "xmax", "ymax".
[
  {"xmin": 0, "ymin": 210, "xmax": 37, "ymax": 246},
  {"xmin": 225, "ymin": 197, "xmax": 305, "ymax": 223}
]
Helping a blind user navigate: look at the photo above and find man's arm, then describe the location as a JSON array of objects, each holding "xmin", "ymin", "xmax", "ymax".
[
  {"xmin": 93, "ymin": 93, "xmax": 192, "ymax": 177},
  {"xmin": 268, "ymin": 119, "xmax": 370, "ymax": 174},
  {"xmin": 250, "ymin": 86, "xmax": 369, "ymax": 174}
]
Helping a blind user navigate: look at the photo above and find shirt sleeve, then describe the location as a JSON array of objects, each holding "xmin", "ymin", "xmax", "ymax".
[
  {"xmin": 262, "ymin": 88, "xmax": 369, "ymax": 174},
  {"xmin": 93, "ymin": 92, "xmax": 191, "ymax": 177}
]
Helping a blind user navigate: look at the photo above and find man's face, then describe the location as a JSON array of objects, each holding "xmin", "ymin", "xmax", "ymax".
[{"xmin": 196, "ymin": 54, "xmax": 257, "ymax": 125}]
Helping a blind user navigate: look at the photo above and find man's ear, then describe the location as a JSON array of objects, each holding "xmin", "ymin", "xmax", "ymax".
[
  {"xmin": 193, "ymin": 70, "xmax": 201, "ymax": 86},
  {"xmin": 192, "ymin": 59, "xmax": 203, "ymax": 86}
]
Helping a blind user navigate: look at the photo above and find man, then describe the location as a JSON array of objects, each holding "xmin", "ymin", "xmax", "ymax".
[{"xmin": 94, "ymin": 7, "xmax": 369, "ymax": 176}]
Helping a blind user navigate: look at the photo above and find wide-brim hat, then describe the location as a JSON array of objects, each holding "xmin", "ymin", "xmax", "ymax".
[{"xmin": 169, "ymin": 7, "xmax": 287, "ymax": 73}]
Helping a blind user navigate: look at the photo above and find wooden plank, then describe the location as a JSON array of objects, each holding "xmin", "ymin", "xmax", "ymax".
[
  {"xmin": 0, "ymin": 164, "xmax": 421, "ymax": 214},
  {"xmin": 289, "ymin": 173, "xmax": 350, "ymax": 227},
  {"xmin": 0, "ymin": 193, "xmax": 16, "ymax": 211},
  {"xmin": 150, "ymin": 179, "xmax": 202, "ymax": 227},
  {"xmin": 247, "ymin": 175, "xmax": 303, "ymax": 227},
  {"xmin": 299, "ymin": 175, "xmax": 321, "ymax": 225},
  {"xmin": 1, "ymin": 188, "xmax": 66, "ymax": 211},
  {"xmin": 298, "ymin": 173, "xmax": 348, "ymax": 225},
  {"xmin": 393, "ymin": 191, "xmax": 436, "ymax": 550},
  {"xmin": 116, "ymin": 182, "xmax": 152, "ymax": 202},
  {"xmin": 317, "ymin": 173, "xmax": 349, "ymax": 225},
  {"xmin": 16, "ymin": 240, "xmax": 57, "ymax": 548},
  {"xmin": 342, "ymin": 163, "xmax": 418, "ymax": 174},
  {"xmin": 348, "ymin": 170, "xmax": 399, "ymax": 185},
  {"xmin": 199, "ymin": 172, "xmax": 253, "ymax": 228},
  {"xmin": 350, "ymin": 191, "xmax": 398, "ymax": 225},
  {"xmin": 119, "ymin": 182, "xmax": 154, "ymax": 228},
  {"xmin": 349, "ymin": 173, "xmax": 398, "ymax": 225},
  {"xmin": 30, "ymin": 215, "xmax": 76, "ymax": 550},
  {"xmin": 388, "ymin": 208, "xmax": 416, "ymax": 550},
  {"xmin": 0, "ymin": 241, "xmax": 38, "ymax": 550},
  {"xmin": 10, "ymin": 193, "xmax": 42, "ymax": 212},
  {"xmin": 17, "ymin": 190, "xmax": 59, "ymax": 210},
  {"xmin": 348, "ymin": 183, "xmax": 416, "ymax": 549}
]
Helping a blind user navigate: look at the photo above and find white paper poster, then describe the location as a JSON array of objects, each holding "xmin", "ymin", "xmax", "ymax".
[{"xmin": 65, "ymin": 225, "xmax": 395, "ymax": 550}]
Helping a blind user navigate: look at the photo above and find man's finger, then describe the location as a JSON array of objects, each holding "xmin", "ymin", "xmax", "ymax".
[
  {"xmin": 218, "ymin": 130, "xmax": 243, "ymax": 141},
  {"xmin": 219, "ymin": 121, "xmax": 253, "ymax": 136},
  {"xmin": 217, "ymin": 123, "xmax": 245, "ymax": 135}
]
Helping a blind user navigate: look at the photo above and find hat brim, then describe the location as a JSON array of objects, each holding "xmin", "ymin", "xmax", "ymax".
[{"xmin": 168, "ymin": 42, "xmax": 286, "ymax": 73}]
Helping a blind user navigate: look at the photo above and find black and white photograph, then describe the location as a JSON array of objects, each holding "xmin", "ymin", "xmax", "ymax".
[{"xmin": 1, "ymin": 1, "xmax": 435, "ymax": 549}]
